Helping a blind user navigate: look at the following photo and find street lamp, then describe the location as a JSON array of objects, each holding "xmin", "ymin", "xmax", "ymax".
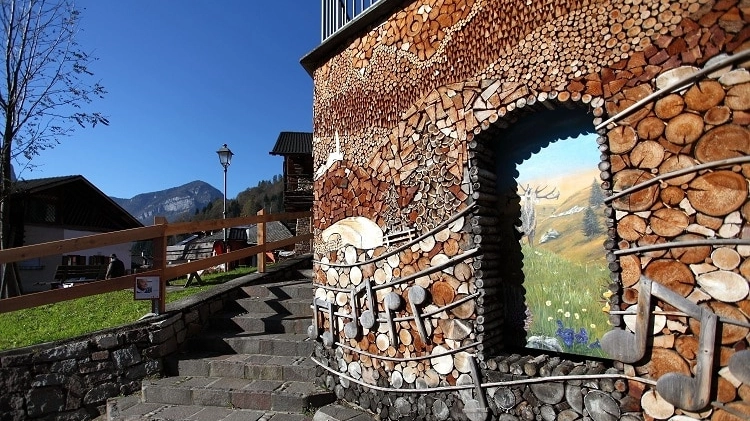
[{"xmin": 216, "ymin": 144, "xmax": 233, "ymax": 264}]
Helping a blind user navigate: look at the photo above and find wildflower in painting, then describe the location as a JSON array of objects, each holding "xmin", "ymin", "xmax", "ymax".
[
  {"xmin": 590, "ymin": 323, "xmax": 596, "ymax": 329},
  {"xmin": 557, "ymin": 308, "xmax": 564, "ymax": 313},
  {"xmin": 556, "ymin": 320, "xmax": 575, "ymax": 347},
  {"xmin": 574, "ymin": 327, "xmax": 589, "ymax": 345},
  {"xmin": 547, "ymin": 316, "xmax": 554, "ymax": 321},
  {"xmin": 574, "ymin": 312, "xmax": 580, "ymax": 319},
  {"xmin": 554, "ymin": 319, "xmax": 601, "ymax": 353},
  {"xmin": 545, "ymin": 300, "xmax": 552, "ymax": 306},
  {"xmin": 564, "ymin": 311, "xmax": 571, "ymax": 318}
]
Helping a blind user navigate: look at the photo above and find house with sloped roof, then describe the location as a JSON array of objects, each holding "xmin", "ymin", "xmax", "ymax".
[
  {"xmin": 269, "ymin": 131, "xmax": 313, "ymax": 212},
  {"xmin": 270, "ymin": 131, "xmax": 313, "ymax": 254},
  {"xmin": 9, "ymin": 175, "xmax": 143, "ymax": 293}
]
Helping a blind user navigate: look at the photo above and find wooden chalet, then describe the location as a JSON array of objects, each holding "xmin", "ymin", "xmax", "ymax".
[
  {"xmin": 301, "ymin": 1, "xmax": 750, "ymax": 420},
  {"xmin": 269, "ymin": 131, "xmax": 313, "ymax": 212},
  {"xmin": 270, "ymin": 131, "xmax": 313, "ymax": 253},
  {"xmin": 8, "ymin": 175, "xmax": 142, "ymax": 293}
]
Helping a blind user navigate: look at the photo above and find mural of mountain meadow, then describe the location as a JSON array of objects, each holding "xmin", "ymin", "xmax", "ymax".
[{"xmin": 515, "ymin": 124, "xmax": 611, "ymax": 358}]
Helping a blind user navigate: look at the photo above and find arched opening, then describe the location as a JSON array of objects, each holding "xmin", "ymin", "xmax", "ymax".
[{"xmin": 483, "ymin": 107, "xmax": 611, "ymax": 358}]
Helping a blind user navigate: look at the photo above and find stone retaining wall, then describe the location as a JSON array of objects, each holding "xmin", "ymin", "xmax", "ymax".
[{"xmin": 0, "ymin": 256, "xmax": 311, "ymax": 421}]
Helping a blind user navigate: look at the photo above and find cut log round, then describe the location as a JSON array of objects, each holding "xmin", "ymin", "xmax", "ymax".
[
  {"xmin": 350, "ymin": 266, "xmax": 363, "ymax": 285},
  {"xmin": 665, "ymin": 113, "xmax": 704, "ymax": 145},
  {"xmin": 430, "ymin": 345, "xmax": 454, "ymax": 375},
  {"xmin": 694, "ymin": 124, "xmax": 750, "ymax": 164},
  {"xmin": 726, "ymin": 82, "xmax": 750, "ymax": 111},
  {"xmin": 402, "ymin": 366, "xmax": 418, "ymax": 383},
  {"xmin": 530, "ymin": 382, "xmax": 565, "ymax": 405},
  {"xmin": 670, "ymin": 234, "xmax": 712, "ymax": 264},
  {"xmin": 583, "ymin": 390, "xmax": 620, "ymax": 421},
  {"xmin": 704, "ymin": 105, "xmax": 732, "ymax": 125},
  {"xmin": 659, "ymin": 155, "xmax": 699, "ymax": 186},
  {"xmin": 649, "ymin": 208, "xmax": 689, "ymax": 237},
  {"xmin": 636, "ymin": 116, "xmax": 665, "ymax": 140},
  {"xmin": 612, "ymin": 169, "xmax": 659, "ymax": 212},
  {"xmin": 608, "ymin": 125, "xmax": 638, "ymax": 154},
  {"xmin": 660, "ymin": 186, "xmax": 685, "ymax": 206},
  {"xmin": 619, "ymin": 254, "xmax": 642, "ymax": 288},
  {"xmin": 431, "ymin": 281, "xmax": 455, "ymax": 306},
  {"xmin": 454, "ymin": 351, "xmax": 473, "ymax": 373},
  {"xmin": 390, "ymin": 370, "xmax": 403, "ymax": 389},
  {"xmin": 687, "ymin": 171, "xmax": 747, "ymax": 217},
  {"xmin": 630, "ymin": 140, "xmax": 665, "ymax": 169},
  {"xmin": 618, "ymin": 214, "xmax": 647, "ymax": 241},
  {"xmin": 716, "ymin": 377, "xmax": 738, "ymax": 403},
  {"xmin": 711, "ymin": 248, "xmax": 741, "ymax": 270},
  {"xmin": 655, "ymin": 94, "xmax": 685, "ymax": 119},
  {"xmin": 641, "ymin": 390, "xmax": 675, "ymax": 420},
  {"xmin": 454, "ymin": 262, "xmax": 472, "ymax": 281},
  {"xmin": 684, "ymin": 80, "xmax": 725, "ymax": 112},
  {"xmin": 636, "ymin": 347, "xmax": 690, "ymax": 380},
  {"xmin": 689, "ymin": 301, "xmax": 749, "ymax": 345},
  {"xmin": 449, "ymin": 295, "xmax": 476, "ymax": 319},
  {"xmin": 644, "ymin": 259, "xmax": 695, "ymax": 297},
  {"xmin": 376, "ymin": 333, "xmax": 390, "ymax": 351}
]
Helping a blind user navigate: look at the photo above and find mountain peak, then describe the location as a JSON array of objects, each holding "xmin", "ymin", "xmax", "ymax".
[{"xmin": 112, "ymin": 181, "xmax": 222, "ymax": 223}]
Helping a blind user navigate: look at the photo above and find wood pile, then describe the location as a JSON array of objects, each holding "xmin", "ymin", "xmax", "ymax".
[{"xmin": 309, "ymin": 0, "xmax": 750, "ymax": 419}]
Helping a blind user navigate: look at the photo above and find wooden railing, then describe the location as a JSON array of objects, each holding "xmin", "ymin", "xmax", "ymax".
[{"xmin": 0, "ymin": 210, "xmax": 312, "ymax": 314}]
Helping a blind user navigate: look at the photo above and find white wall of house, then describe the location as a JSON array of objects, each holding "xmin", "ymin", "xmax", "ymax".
[{"xmin": 18, "ymin": 226, "xmax": 133, "ymax": 293}]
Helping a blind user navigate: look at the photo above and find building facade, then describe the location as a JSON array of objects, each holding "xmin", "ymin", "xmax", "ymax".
[{"xmin": 303, "ymin": 1, "xmax": 750, "ymax": 420}]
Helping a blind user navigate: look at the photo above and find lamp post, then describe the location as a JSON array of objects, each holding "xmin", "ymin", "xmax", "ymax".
[{"xmin": 216, "ymin": 144, "xmax": 233, "ymax": 270}]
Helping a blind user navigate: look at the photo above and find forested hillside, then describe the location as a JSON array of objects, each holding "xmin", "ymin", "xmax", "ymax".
[{"xmin": 190, "ymin": 175, "xmax": 285, "ymax": 221}]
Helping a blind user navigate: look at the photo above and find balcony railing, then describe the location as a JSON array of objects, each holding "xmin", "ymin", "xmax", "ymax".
[{"xmin": 321, "ymin": 0, "xmax": 381, "ymax": 41}]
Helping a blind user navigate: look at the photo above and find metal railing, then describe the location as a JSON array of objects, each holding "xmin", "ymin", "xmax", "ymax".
[
  {"xmin": 0, "ymin": 210, "xmax": 312, "ymax": 314},
  {"xmin": 322, "ymin": 0, "xmax": 381, "ymax": 41}
]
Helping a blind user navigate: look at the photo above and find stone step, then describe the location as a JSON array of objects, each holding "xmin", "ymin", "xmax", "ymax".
[
  {"xmin": 241, "ymin": 279, "xmax": 314, "ymax": 300},
  {"xmin": 184, "ymin": 332, "xmax": 315, "ymax": 356},
  {"xmin": 178, "ymin": 354, "xmax": 317, "ymax": 381},
  {"xmin": 209, "ymin": 312, "xmax": 311, "ymax": 335},
  {"xmin": 109, "ymin": 400, "xmax": 313, "ymax": 421},
  {"xmin": 141, "ymin": 376, "xmax": 335, "ymax": 412},
  {"xmin": 233, "ymin": 296, "xmax": 312, "ymax": 316}
]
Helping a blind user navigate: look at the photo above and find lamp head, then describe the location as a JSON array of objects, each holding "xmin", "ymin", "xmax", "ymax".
[{"xmin": 217, "ymin": 144, "xmax": 233, "ymax": 168}]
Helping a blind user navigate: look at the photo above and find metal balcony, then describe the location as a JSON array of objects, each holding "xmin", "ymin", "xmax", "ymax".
[{"xmin": 321, "ymin": 0, "xmax": 381, "ymax": 41}]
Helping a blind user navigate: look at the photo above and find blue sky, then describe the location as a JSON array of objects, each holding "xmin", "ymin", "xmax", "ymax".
[{"xmin": 23, "ymin": 1, "xmax": 320, "ymax": 199}]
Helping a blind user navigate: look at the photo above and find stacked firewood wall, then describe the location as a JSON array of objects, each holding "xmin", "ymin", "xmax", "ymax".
[{"xmin": 310, "ymin": 0, "xmax": 749, "ymax": 420}]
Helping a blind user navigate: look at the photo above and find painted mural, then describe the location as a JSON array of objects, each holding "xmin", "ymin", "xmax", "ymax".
[{"xmin": 516, "ymin": 134, "xmax": 611, "ymax": 357}]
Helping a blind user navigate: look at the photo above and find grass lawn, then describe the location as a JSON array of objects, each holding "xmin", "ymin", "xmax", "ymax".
[
  {"xmin": 522, "ymin": 245, "xmax": 611, "ymax": 358},
  {"xmin": 0, "ymin": 266, "xmax": 256, "ymax": 351}
]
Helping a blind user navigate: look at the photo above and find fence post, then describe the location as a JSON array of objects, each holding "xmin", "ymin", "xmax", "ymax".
[
  {"xmin": 257, "ymin": 209, "xmax": 266, "ymax": 273},
  {"xmin": 153, "ymin": 216, "xmax": 168, "ymax": 314}
]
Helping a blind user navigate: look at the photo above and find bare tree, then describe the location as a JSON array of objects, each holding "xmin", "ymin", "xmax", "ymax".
[{"xmin": 0, "ymin": 0, "xmax": 107, "ymax": 298}]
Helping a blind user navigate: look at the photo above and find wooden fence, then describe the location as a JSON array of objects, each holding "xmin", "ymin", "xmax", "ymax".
[{"xmin": 0, "ymin": 210, "xmax": 312, "ymax": 314}]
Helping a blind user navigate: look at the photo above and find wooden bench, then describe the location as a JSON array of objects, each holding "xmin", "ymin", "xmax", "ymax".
[{"xmin": 51, "ymin": 264, "xmax": 108, "ymax": 288}]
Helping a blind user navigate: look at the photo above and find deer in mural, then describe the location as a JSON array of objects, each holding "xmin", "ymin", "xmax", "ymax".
[{"xmin": 518, "ymin": 184, "xmax": 559, "ymax": 247}]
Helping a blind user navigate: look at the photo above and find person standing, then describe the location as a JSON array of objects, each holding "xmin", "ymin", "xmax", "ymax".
[{"xmin": 106, "ymin": 254, "xmax": 125, "ymax": 279}]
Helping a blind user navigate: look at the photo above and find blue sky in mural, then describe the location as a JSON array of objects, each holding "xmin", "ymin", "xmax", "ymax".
[{"xmin": 516, "ymin": 133, "xmax": 600, "ymax": 184}]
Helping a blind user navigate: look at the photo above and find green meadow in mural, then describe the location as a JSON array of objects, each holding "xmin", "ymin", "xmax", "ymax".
[{"xmin": 517, "ymin": 134, "xmax": 611, "ymax": 358}]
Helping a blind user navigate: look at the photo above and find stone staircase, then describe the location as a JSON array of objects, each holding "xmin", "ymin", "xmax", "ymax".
[{"xmin": 104, "ymin": 271, "xmax": 338, "ymax": 421}]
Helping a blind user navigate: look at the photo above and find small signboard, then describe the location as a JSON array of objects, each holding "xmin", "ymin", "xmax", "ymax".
[{"xmin": 134, "ymin": 276, "xmax": 160, "ymax": 300}]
